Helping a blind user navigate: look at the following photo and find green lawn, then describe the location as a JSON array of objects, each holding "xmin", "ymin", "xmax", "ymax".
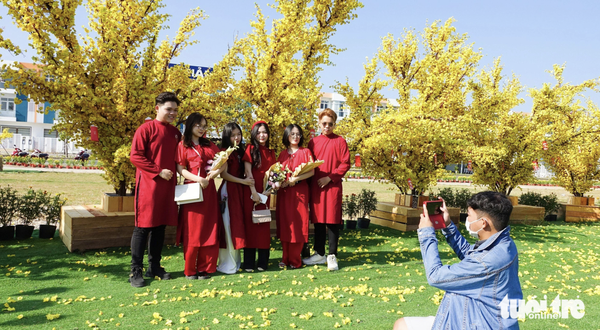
[{"xmin": 1, "ymin": 171, "xmax": 600, "ymax": 329}]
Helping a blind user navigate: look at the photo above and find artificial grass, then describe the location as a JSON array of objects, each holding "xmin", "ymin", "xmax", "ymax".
[{"xmin": 1, "ymin": 221, "xmax": 600, "ymax": 329}]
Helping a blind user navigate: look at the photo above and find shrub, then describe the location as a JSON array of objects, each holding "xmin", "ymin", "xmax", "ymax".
[
  {"xmin": 434, "ymin": 188, "xmax": 471, "ymax": 212},
  {"xmin": 519, "ymin": 192, "xmax": 560, "ymax": 217},
  {"xmin": 19, "ymin": 189, "xmax": 48, "ymax": 226},
  {"xmin": 357, "ymin": 189, "xmax": 378, "ymax": 219},
  {"xmin": 342, "ymin": 194, "xmax": 359, "ymax": 220},
  {"xmin": 45, "ymin": 193, "xmax": 67, "ymax": 225},
  {"xmin": 435, "ymin": 187, "xmax": 455, "ymax": 207},
  {"xmin": 0, "ymin": 186, "xmax": 21, "ymax": 227}
]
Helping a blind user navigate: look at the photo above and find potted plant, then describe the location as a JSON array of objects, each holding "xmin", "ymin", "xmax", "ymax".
[
  {"xmin": 357, "ymin": 189, "xmax": 378, "ymax": 229},
  {"xmin": 342, "ymin": 193, "xmax": 359, "ymax": 229},
  {"xmin": 0, "ymin": 186, "xmax": 21, "ymax": 240},
  {"xmin": 40, "ymin": 193, "xmax": 66, "ymax": 239},
  {"xmin": 16, "ymin": 189, "xmax": 46, "ymax": 240}
]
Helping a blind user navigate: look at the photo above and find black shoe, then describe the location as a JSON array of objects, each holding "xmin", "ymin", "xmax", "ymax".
[
  {"xmin": 145, "ymin": 266, "xmax": 171, "ymax": 280},
  {"xmin": 198, "ymin": 271, "xmax": 211, "ymax": 280},
  {"xmin": 129, "ymin": 267, "xmax": 145, "ymax": 288}
]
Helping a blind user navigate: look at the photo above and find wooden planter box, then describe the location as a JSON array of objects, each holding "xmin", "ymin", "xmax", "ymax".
[
  {"xmin": 509, "ymin": 205, "xmax": 544, "ymax": 225},
  {"xmin": 567, "ymin": 196, "xmax": 595, "ymax": 206},
  {"xmin": 564, "ymin": 204, "xmax": 600, "ymax": 223},
  {"xmin": 508, "ymin": 196, "xmax": 519, "ymax": 206},
  {"xmin": 101, "ymin": 193, "xmax": 135, "ymax": 212},
  {"xmin": 60, "ymin": 205, "xmax": 176, "ymax": 252},
  {"xmin": 369, "ymin": 202, "xmax": 459, "ymax": 232},
  {"xmin": 394, "ymin": 194, "xmax": 430, "ymax": 208}
]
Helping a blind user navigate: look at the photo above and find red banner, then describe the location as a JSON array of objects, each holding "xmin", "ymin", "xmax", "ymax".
[
  {"xmin": 542, "ymin": 140, "xmax": 548, "ymax": 150},
  {"xmin": 354, "ymin": 154, "xmax": 361, "ymax": 167},
  {"xmin": 408, "ymin": 178, "xmax": 413, "ymax": 190}
]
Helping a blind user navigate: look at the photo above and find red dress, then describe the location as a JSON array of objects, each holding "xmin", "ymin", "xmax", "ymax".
[
  {"xmin": 308, "ymin": 133, "xmax": 351, "ymax": 224},
  {"xmin": 176, "ymin": 141, "xmax": 222, "ymax": 247},
  {"xmin": 276, "ymin": 148, "xmax": 311, "ymax": 243},
  {"xmin": 242, "ymin": 145, "xmax": 276, "ymax": 249},
  {"xmin": 217, "ymin": 149, "xmax": 246, "ymax": 249},
  {"xmin": 130, "ymin": 120, "xmax": 181, "ymax": 227}
]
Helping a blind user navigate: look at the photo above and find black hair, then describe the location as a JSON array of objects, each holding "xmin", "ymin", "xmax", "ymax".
[
  {"xmin": 250, "ymin": 122, "xmax": 270, "ymax": 168},
  {"xmin": 221, "ymin": 122, "xmax": 245, "ymax": 177},
  {"xmin": 155, "ymin": 92, "xmax": 180, "ymax": 106},
  {"xmin": 282, "ymin": 124, "xmax": 304, "ymax": 148},
  {"xmin": 182, "ymin": 113, "xmax": 210, "ymax": 148},
  {"xmin": 467, "ymin": 191, "xmax": 513, "ymax": 231}
]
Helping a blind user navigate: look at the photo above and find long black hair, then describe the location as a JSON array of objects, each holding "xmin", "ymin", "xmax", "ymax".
[
  {"xmin": 182, "ymin": 113, "xmax": 210, "ymax": 148},
  {"xmin": 221, "ymin": 122, "xmax": 245, "ymax": 177},
  {"xmin": 282, "ymin": 124, "xmax": 304, "ymax": 148},
  {"xmin": 250, "ymin": 122, "xmax": 270, "ymax": 168}
]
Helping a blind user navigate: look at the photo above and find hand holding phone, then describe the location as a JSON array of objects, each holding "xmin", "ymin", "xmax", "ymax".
[{"xmin": 423, "ymin": 200, "xmax": 447, "ymax": 230}]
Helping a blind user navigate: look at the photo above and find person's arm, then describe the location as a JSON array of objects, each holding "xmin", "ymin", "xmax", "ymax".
[
  {"xmin": 327, "ymin": 138, "xmax": 351, "ymax": 183},
  {"xmin": 130, "ymin": 126, "xmax": 165, "ymax": 179},
  {"xmin": 176, "ymin": 164, "xmax": 209, "ymax": 189},
  {"xmin": 221, "ymin": 169, "xmax": 255, "ymax": 186},
  {"xmin": 245, "ymin": 161, "xmax": 261, "ymax": 203},
  {"xmin": 418, "ymin": 227, "xmax": 491, "ymax": 295},
  {"xmin": 441, "ymin": 221, "xmax": 472, "ymax": 260},
  {"xmin": 207, "ymin": 163, "xmax": 227, "ymax": 181},
  {"xmin": 288, "ymin": 169, "xmax": 314, "ymax": 187}
]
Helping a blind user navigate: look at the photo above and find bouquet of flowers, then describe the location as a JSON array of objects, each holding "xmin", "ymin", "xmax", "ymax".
[
  {"xmin": 291, "ymin": 155, "xmax": 324, "ymax": 178},
  {"xmin": 263, "ymin": 162, "xmax": 291, "ymax": 194},
  {"xmin": 205, "ymin": 143, "xmax": 238, "ymax": 172}
]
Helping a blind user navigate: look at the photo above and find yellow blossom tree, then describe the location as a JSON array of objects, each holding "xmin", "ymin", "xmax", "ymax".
[
  {"xmin": 531, "ymin": 65, "xmax": 600, "ymax": 197},
  {"xmin": 467, "ymin": 59, "xmax": 537, "ymax": 196},
  {"xmin": 0, "ymin": 0, "xmax": 210, "ymax": 195},
  {"xmin": 218, "ymin": 0, "xmax": 363, "ymax": 151},
  {"xmin": 338, "ymin": 19, "xmax": 484, "ymax": 195}
]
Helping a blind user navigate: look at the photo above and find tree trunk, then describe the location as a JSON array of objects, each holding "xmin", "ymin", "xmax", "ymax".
[{"xmin": 116, "ymin": 180, "xmax": 127, "ymax": 196}]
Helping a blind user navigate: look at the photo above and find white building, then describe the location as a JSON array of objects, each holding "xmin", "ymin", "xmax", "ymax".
[{"xmin": 0, "ymin": 60, "xmax": 76, "ymax": 154}]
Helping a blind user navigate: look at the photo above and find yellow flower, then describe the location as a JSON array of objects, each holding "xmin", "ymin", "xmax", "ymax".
[{"xmin": 46, "ymin": 313, "xmax": 60, "ymax": 320}]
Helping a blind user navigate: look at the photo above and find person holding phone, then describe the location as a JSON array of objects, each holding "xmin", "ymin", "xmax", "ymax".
[
  {"xmin": 394, "ymin": 191, "xmax": 523, "ymax": 330},
  {"xmin": 242, "ymin": 121, "xmax": 276, "ymax": 272}
]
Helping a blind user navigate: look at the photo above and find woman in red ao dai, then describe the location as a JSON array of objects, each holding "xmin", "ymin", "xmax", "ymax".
[
  {"xmin": 216, "ymin": 122, "xmax": 255, "ymax": 274},
  {"xmin": 242, "ymin": 121, "xmax": 276, "ymax": 271},
  {"xmin": 176, "ymin": 113, "xmax": 226, "ymax": 280},
  {"xmin": 276, "ymin": 124, "xmax": 314, "ymax": 268}
]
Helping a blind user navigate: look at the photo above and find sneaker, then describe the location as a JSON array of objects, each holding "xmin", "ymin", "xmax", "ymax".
[
  {"xmin": 302, "ymin": 253, "xmax": 326, "ymax": 265},
  {"xmin": 327, "ymin": 254, "xmax": 338, "ymax": 271},
  {"xmin": 278, "ymin": 262, "xmax": 286, "ymax": 268},
  {"xmin": 198, "ymin": 271, "xmax": 211, "ymax": 280},
  {"xmin": 244, "ymin": 268, "xmax": 254, "ymax": 273},
  {"xmin": 257, "ymin": 267, "xmax": 266, "ymax": 272},
  {"xmin": 145, "ymin": 267, "xmax": 171, "ymax": 280},
  {"xmin": 185, "ymin": 275, "xmax": 198, "ymax": 280},
  {"xmin": 129, "ymin": 267, "xmax": 145, "ymax": 287}
]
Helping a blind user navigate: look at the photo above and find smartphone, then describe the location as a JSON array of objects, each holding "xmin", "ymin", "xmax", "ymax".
[{"xmin": 423, "ymin": 200, "xmax": 446, "ymax": 230}]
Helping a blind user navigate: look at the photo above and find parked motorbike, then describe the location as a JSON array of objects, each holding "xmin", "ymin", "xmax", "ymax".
[
  {"xmin": 30, "ymin": 149, "xmax": 49, "ymax": 159},
  {"xmin": 11, "ymin": 146, "xmax": 28, "ymax": 157}
]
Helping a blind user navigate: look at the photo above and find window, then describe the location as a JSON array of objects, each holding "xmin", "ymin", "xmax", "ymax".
[
  {"xmin": 320, "ymin": 100, "xmax": 329, "ymax": 109},
  {"xmin": 44, "ymin": 129, "xmax": 59, "ymax": 138},
  {"xmin": 0, "ymin": 97, "xmax": 15, "ymax": 117},
  {"xmin": 338, "ymin": 102, "xmax": 347, "ymax": 118},
  {"xmin": 1, "ymin": 125, "xmax": 31, "ymax": 136}
]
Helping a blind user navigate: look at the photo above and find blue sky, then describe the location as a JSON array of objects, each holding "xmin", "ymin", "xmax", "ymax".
[{"xmin": 2, "ymin": 0, "xmax": 599, "ymax": 112}]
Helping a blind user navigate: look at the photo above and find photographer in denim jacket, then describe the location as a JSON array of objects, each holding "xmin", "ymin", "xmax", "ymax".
[{"xmin": 394, "ymin": 191, "xmax": 523, "ymax": 330}]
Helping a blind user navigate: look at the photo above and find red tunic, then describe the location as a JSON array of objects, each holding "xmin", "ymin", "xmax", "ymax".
[
  {"xmin": 217, "ymin": 149, "xmax": 247, "ymax": 249},
  {"xmin": 175, "ymin": 141, "xmax": 222, "ymax": 247},
  {"xmin": 242, "ymin": 145, "xmax": 276, "ymax": 249},
  {"xmin": 130, "ymin": 120, "xmax": 181, "ymax": 227},
  {"xmin": 276, "ymin": 148, "xmax": 311, "ymax": 243},
  {"xmin": 308, "ymin": 133, "xmax": 351, "ymax": 224}
]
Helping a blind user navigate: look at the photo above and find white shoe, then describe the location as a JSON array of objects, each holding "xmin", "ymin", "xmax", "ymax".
[
  {"xmin": 327, "ymin": 254, "xmax": 338, "ymax": 271},
  {"xmin": 302, "ymin": 253, "xmax": 327, "ymax": 265}
]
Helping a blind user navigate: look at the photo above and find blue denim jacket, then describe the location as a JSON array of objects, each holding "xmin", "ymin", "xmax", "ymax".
[{"xmin": 417, "ymin": 222, "xmax": 522, "ymax": 330}]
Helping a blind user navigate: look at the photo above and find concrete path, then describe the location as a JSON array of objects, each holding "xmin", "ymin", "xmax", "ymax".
[{"xmin": 2, "ymin": 164, "xmax": 104, "ymax": 174}]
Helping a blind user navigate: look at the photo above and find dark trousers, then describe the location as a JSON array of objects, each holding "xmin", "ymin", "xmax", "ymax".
[
  {"xmin": 243, "ymin": 248, "xmax": 270, "ymax": 270},
  {"xmin": 313, "ymin": 223, "xmax": 340, "ymax": 256},
  {"xmin": 131, "ymin": 225, "xmax": 166, "ymax": 270}
]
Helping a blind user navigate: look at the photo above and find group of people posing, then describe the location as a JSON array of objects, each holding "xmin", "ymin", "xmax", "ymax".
[{"xmin": 128, "ymin": 92, "xmax": 350, "ymax": 287}]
